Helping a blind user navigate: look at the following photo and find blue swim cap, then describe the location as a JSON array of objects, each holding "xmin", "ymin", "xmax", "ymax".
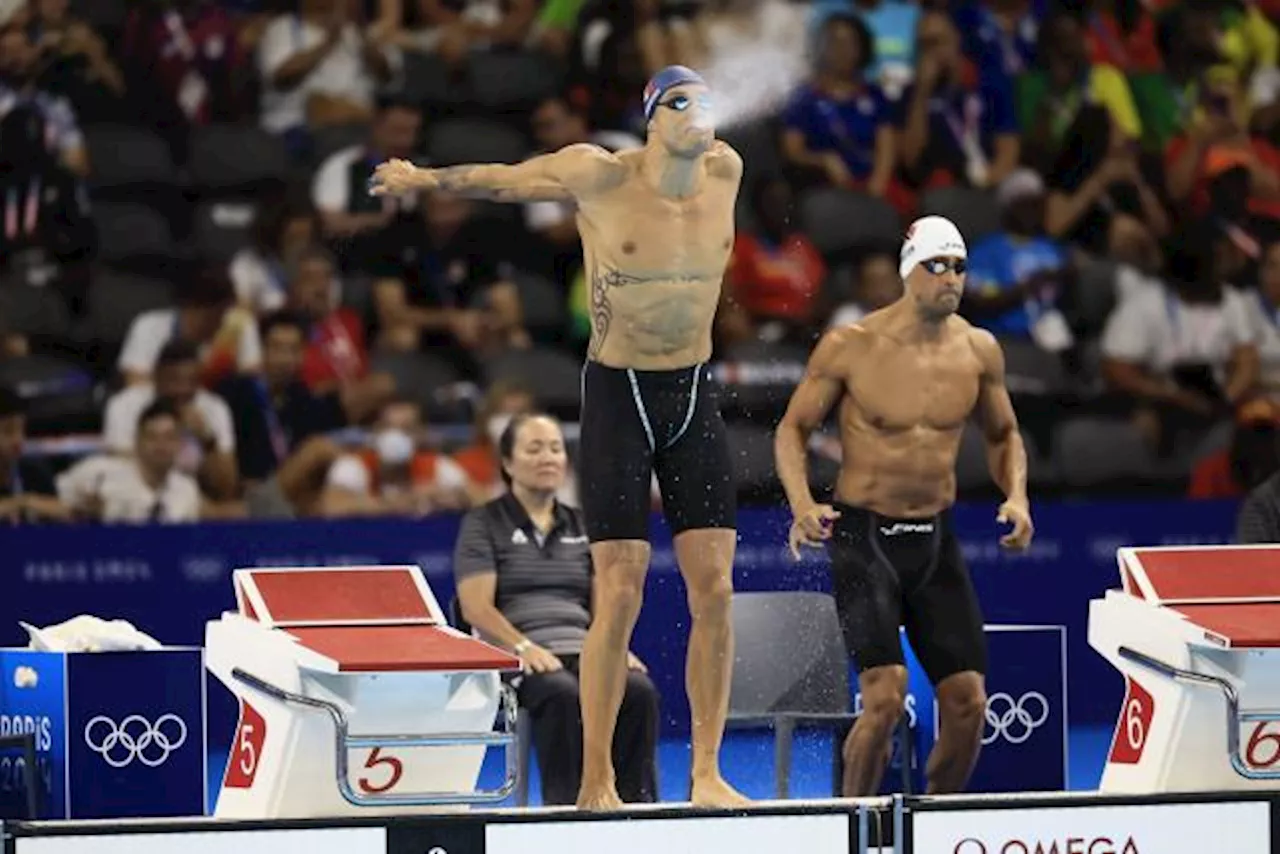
[{"xmin": 642, "ymin": 65, "xmax": 707, "ymax": 122}]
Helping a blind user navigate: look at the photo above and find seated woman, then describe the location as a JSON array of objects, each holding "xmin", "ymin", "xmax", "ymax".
[{"xmin": 452, "ymin": 413, "xmax": 659, "ymax": 806}]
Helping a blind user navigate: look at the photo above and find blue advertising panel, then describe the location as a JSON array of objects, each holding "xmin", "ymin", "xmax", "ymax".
[
  {"xmin": 65, "ymin": 649, "xmax": 205, "ymax": 818},
  {"xmin": 0, "ymin": 650, "xmax": 65, "ymax": 818},
  {"xmin": 0, "ymin": 500, "xmax": 1240, "ymax": 766},
  {"xmin": 0, "ymin": 649, "xmax": 205, "ymax": 819}
]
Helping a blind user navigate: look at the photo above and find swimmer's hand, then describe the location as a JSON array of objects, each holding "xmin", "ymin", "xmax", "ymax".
[
  {"xmin": 369, "ymin": 158, "xmax": 434, "ymax": 197},
  {"xmin": 996, "ymin": 500, "xmax": 1034, "ymax": 551},
  {"xmin": 520, "ymin": 643, "xmax": 563, "ymax": 674},
  {"xmin": 788, "ymin": 504, "xmax": 841, "ymax": 560}
]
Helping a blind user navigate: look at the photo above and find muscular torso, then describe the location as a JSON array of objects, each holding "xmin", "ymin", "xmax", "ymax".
[
  {"xmin": 575, "ymin": 148, "xmax": 738, "ymax": 370},
  {"xmin": 833, "ymin": 314, "xmax": 985, "ymax": 517}
]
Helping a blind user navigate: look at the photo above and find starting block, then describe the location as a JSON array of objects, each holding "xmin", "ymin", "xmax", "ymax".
[
  {"xmin": 205, "ymin": 565, "xmax": 521, "ymax": 819},
  {"xmin": 1090, "ymin": 545, "xmax": 1280, "ymax": 793}
]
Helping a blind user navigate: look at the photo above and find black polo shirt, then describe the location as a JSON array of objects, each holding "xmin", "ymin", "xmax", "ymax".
[
  {"xmin": 452, "ymin": 493, "xmax": 592, "ymax": 655},
  {"xmin": 216, "ymin": 375, "xmax": 347, "ymax": 481}
]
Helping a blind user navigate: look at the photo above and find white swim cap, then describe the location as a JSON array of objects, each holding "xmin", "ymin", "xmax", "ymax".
[{"xmin": 899, "ymin": 215, "xmax": 967, "ymax": 279}]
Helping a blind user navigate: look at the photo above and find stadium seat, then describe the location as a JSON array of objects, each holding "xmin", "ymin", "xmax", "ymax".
[
  {"xmin": 85, "ymin": 125, "xmax": 177, "ymax": 191},
  {"xmin": 0, "ymin": 282, "xmax": 71, "ymax": 341},
  {"xmin": 998, "ymin": 337, "xmax": 1068, "ymax": 396},
  {"xmin": 1069, "ymin": 255, "xmax": 1120, "ymax": 335},
  {"xmin": 798, "ymin": 188, "xmax": 901, "ymax": 256},
  {"xmin": 1051, "ymin": 417, "xmax": 1156, "ymax": 489},
  {"xmin": 368, "ymin": 351, "xmax": 463, "ymax": 420},
  {"xmin": 401, "ymin": 51, "xmax": 458, "ymax": 106},
  {"xmin": 0, "ymin": 354, "xmax": 99, "ymax": 434},
  {"xmin": 188, "ymin": 125, "xmax": 291, "ymax": 194},
  {"xmin": 719, "ymin": 121, "xmax": 783, "ymax": 187},
  {"xmin": 918, "ymin": 186, "xmax": 1002, "ymax": 245},
  {"xmin": 79, "ymin": 269, "xmax": 174, "ymax": 345},
  {"xmin": 956, "ymin": 424, "xmax": 989, "ymax": 492},
  {"xmin": 468, "ymin": 50, "xmax": 563, "ymax": 108},
  {"xmin": 70, "ymin": 0, "xmax": 128, "ymax": 37},
  {"xmin": 727, "ymin": 591, "xmax": 860, "ymax": 799},
  {"xmin": 426, "ymin": 118, "xmax": 530, "ymax": 166},
  {"xmin": 510, "ymin": 272, "xmax": 567, "ymax": 336},
  {"xmin": 191, "ymin": 199, "xmax": 258, "ymax": 263},
  {"xmin": 91, "ymin": 203, "xmax": 175, "ymax": 263},
  {"xmin": 482, "ymin": 347, "xmax": 582, "ymax": 417},
  {"xmin": 310, "ymin": 123, "xmax": 371, "ymax": 170},
  {"xmin": 725, "ymin": 422, "xmax": 779, "ymax": 498}
]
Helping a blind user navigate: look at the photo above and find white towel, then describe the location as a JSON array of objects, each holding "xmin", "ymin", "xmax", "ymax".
[{"xmin": 20, "ymin": 615, "xmax": 162, "ymax": 653}]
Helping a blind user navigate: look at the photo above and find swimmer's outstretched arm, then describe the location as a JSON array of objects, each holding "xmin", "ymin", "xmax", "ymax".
[
  {"xmin": 775, "ymin": 327, "xmax": 852, "ymax": 516},
  {"xmin": 369, "ymin": 144, "xmax": 623, "ymax": 203}
]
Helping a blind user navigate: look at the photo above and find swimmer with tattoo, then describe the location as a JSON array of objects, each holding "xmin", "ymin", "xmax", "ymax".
[
  {"xmin": 370, "ymin": 65, "xmax": 746, "ymax": 810},
  {"xmin": 774, "ymin": 216, "xmax": 1035, "ymax": 797}
]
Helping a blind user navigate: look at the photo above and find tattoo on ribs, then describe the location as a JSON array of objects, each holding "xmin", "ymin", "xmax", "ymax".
[{"xmin": 586, "ymin": 267, "xmax": 647, "ymax": 358}]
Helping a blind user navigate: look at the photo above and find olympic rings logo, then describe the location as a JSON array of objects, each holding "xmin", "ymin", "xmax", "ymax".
[
  {"xmin": 83, "ymin": 714, "xmax": 188, "ymax": 768},
  {"xmin": 981, "ymin": 691, "xmax": 1049, "ymax": 745}
]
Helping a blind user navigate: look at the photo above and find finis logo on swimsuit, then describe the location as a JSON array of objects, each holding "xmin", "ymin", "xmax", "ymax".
[{"xmin": 880, "ymin": 522, "xmax": 934, "ymax": 536}]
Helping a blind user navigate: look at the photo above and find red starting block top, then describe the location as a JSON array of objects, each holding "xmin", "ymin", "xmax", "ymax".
[
  {"xmin": 233, "ymin": 565, "xmax": 521, "ymax": 673},
  {"xmin": 1118, "ymin": 546, "xmax": 1280, "ymax": 647}
]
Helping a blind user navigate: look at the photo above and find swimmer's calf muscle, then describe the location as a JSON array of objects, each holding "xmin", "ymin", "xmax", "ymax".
[
  {"xmin": 775, "ymin": 328, "xmax": 853, "ymax": 515},
  {"xmin": 969, "ymin": 329, "xmax": 1028, "ymax": 508}
]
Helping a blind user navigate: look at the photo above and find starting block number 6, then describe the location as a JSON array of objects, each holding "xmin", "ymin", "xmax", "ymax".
[
  {"xmin": 1125, "ymin": 698, "xmax": 1146, "ymax": 751},
  {"xmin": 1246, "ymin": 722, "xmax": 1280, "ymax": 769},
  {"xmin": 357, "ymin": 747, "xmax": 404, "ymax": 793}
]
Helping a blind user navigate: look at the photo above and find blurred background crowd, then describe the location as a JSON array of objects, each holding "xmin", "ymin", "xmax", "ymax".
[{"xmin": 2, "ymin": 0, "xmax": 1280, "ymax": 525}]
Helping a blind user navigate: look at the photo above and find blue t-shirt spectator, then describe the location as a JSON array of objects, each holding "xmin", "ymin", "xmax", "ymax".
[
  {"xmin": 965, "ymin": 232, "xmax": 1067, "ymax": 336},
  {"xmin": 782, "ymin": 84, "xmax": 893, "ymax": 181},
  {"xmin": 811, "ymin": 0, "xmax": 921, "ymax": 99},
  {"xmin": 953, "ymin": 1, "xmax": 1044, "ymax": 93}
]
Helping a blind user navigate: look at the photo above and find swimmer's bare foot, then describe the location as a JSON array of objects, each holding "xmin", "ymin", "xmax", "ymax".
[
  {"xmin": 576, "ymin": 782, "xmax": 624, "ymax": 811},
  {"xmin": 690, "ymin": 773, "xmax": 750, "ymax": 808}
]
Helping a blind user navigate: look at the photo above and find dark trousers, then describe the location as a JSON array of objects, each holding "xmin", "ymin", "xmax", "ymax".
[{"xmin": 516, "ymin": 654, "xmax": 661, "ymax": 805}]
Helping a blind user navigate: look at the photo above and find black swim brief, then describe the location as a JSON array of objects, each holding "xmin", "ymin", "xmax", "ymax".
[
  {"xmin": 578, "ymin": 360, "xmax": 736, "ymax": 543},
  {"xmin": 826, "ymin": 503, "xmax": 987, "ymax": 684}
]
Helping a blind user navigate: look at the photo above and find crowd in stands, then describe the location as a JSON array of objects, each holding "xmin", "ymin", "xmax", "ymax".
[{"xmin": 4, "ymin": 0, "xmax": 1280, "ymax": 525}]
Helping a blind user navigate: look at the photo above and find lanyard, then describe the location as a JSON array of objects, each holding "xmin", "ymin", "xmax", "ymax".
[
  {"xmin": 254, "ymin": 379, "xmax": 291, "ymax": 465},
  {"xmin": 938, "ymin": 89, "xmax": 982, "ymax": 154},
  {"xmin": 816, "ymin": 94, "xmax": 873, "ymax": 169},
  {"xmin": 4, "ymin": 178, "xmax": 41, "ymax": 241}
]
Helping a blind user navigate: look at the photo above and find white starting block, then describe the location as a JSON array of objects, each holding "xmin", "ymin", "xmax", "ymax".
[
  {"xmin": 1090, "ymin": 545, "xmax": 1280, "ymax": 793},
  {"xmin": 205, "ymin": 565, "xmax": 522, "ymax": 819}
]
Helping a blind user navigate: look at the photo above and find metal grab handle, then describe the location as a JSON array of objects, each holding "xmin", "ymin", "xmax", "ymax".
[
  {"xmin": 1117, "ymin": 646, "xmax": 1280, "ymax": 781},
  {"xmin": 231, "ymin": 667, "xmax": 519, "ymax": 806}
]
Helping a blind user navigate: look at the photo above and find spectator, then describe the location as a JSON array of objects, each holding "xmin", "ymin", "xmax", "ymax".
[
  {"xmin": 1046, "ymin": 106, "xmax": 1170, "ymax": 255},
  {"xmin": 827, "ymin": 249, "xmax": 902, "ymax": 327},
  {"xmin": 453, "ymin": 413, "xmax": 659, "ymax": 806},
  {"xmin": 1165, "ymin": 71, "xmax": 1280, "ymax": 227},
  {"xmin": 118, "ymin": 270, "xmax": 262, "ymax": 386},
  {"xmin": 0, "ymin": 19, "xmax": 89, "ymax": 175},
  {"xmin": 721, "ymin": 176, "xmax": 826, "ymax": 346},
  {"xmin": 373, "ymin": 191, "xmax": 531, "ymax": 366},
  {"xmin": 1083, "ymin": 0, "xmax": 1161, "ymax": 74},
  {"xmin": 964, "ymin": 169, "xmax": 1074, "ymax": 353},
  {"xmin": 1144, "ymin": 5, "xmax": 1227, "ymax": 151},
  {"xmin": 0, "ymin": 385, "xmax": 68, "ymax": 524},
  {"xmin": 1246, "ymin": 240, "xmax": 1280, "ymax": 403},
  {"xmin": 57, "ymin": 401, "xmax": 203, "ymax": 524},
  {"xmin": 413, "ymin": 0, "xmax": 540, "ymax": 67},
  {"xmin": 813, "ymin": 0, "xmax": 920, "ymax": 101},
  {"xmin": 313, "ymin": 96, "xmax": 423, "ymax": 277},
  {"xmin": 229, "ymin": 191, "xmax": 324, "ymax": 315},
  {"xmin": 524, "ymin": 95, "xmax": 640, "ymax": 253},
  {"xmin": 257, "ymin": 0, "xmax": 400, "ymax": 150},
  {"xmin": 1189, "ymin": 398, "xmax": 1280, "ymax": 499},
  {"xmin": 953, "ymin": 0, "xmax": 1039, "ymax": 87},
  {"xmin": 1101, "ymin": 234, "xmax": 1259, "ymax": 447},
  {"xmin": 321, "ymin": 398, "xmax": 474, "ymax": 517},
  {"xmin": 0, "ymin": 104, "xmax": 95, "ymax": 277},
  {"xmin": 104, "ymin": 340, "xmax": 239, "ymax": 501},
  {"xmin": 28, "ymin": 0, "xmax": 127, "ymax": 122},
  {"xmin": 899, "ymin": 10, "xmax": 1019, "ymax": 191},
  {"xmin": 287, "ymin": 246, "xmax": 393, "ymax": 414},
  {"xmin": 1237, "ymin": 449, "xmax": 1280, "ymax": 543},
  {"xmin": 568, "ymin": 26, "xmax": 648, "ymax": 137},
  {"xmin": 781, "ymin": 12, "xmax": 897, "ymax": 199},
  {"xmin": 217, "ymin": 311, "xmax": 349, "ymax": 516},
  {"xmin": 1024, "ymin": 10, "xmax": 1142, "ymax": 165},
  {"xmin": 451, "ymin": 381, "xmax": 543, "ymax": 498}
]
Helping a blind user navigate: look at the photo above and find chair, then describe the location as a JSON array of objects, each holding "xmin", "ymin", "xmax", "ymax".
[
  {"xmin": 468, "ymin": 50, "xmax": 563, "ymax": 108},
  {"xmin": 92, "ymin": 203, "xmax": 175, "ymax": 263},
  {"xmin": 0, "ymin": 282, "xmax": 71, "ymax": 339},
  {"xmin": 918, "ymin": 186, "xmax": 1002, "ymax": 245},
  {"xmin": 1051, "ymin": 416, "xmax": 1156, "ymax": 489},
  {"xmin": 448, "ymin": 596, "xmax": 536, "ymax": 806},
  {"xmin": 191, "ymin": 198, "xmax": 258, "ymax": 263},
  {"xmin": 79, "ymin": 269, "xmax": 174, "ymax": 344},
  {"xmin": 725, "ymin": 423, "xmax": 779, "ymax": 498},
  {"xmin": 999, "ymin": 337, "xmax": 1068, "ymax": 397},
  {"xmin": 798, "ymin": 188, "xmax": 901, "ymax": 256},
  {"xmin": 482, "ymin": 347, "xmax": 583, "ymax": 418},
  {"xmin": 510, "ymin": 271, "xmax": 568, "ymax": 336},
  {"xmin": 0, "ymin": 733, "xmax": 39, "ymax": 818},
  {"xmin": 401, "ymin": 51, "xmax": 458, "ymax": 106},
  {"xmin": 367, "ymin": 351, "xmax": 463, "ymax": 421},
  {"xmin": 425, "ymin": 118, "xmax": 530, "ymax": 166},
  {"xmin": 188, "ymin": 125, "xmax": 291, "ymax": 194},
  {"xmin": 0, "ymin": 355, "xmax": 98, "ymax": 434},
  {"xmin": 719, "ymin": 121, "xmax": 783, "ymax": 186},
  {"xmin": 955, "ymin": 424, "xmax": 989, "ymax": 493},
  {"xmin": 728, "ymin": 591, "xmax": 914, "ymax": 797},
  {"xmin": 85, "ymin": 125, "xmax": 177, "ymax": 191}
]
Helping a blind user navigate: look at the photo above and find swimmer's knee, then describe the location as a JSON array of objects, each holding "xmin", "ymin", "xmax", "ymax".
[
  {"xmin": 936, "ymin": 671, "xmax": 986, "ymax": 731},
  {"xmin": 858, "ymin": 666, "xmax": 908, "ymax": 734},
  {"xmin": 673, "ymin": 529, "xmax": 735, "ymax": 613},
  {"xmin": 591, "ymin": 540, "xmax": 650, "ymax": 619}
]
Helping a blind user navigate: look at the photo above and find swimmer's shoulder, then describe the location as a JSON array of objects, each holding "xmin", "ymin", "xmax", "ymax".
[
  {"xmin": 813, "ymin": 321, "xmax": 875, "ymax": 370},
  {"xmin": 551, "ymin": 143, "xmax": 630, "ymax": 192},
  {"xmin": 706, "ymin": 140, "xmax": 744, "ymax": 182},
  {"xmin": 959, "ymin": 319, "xmax": 1003, "ymax": 375}
]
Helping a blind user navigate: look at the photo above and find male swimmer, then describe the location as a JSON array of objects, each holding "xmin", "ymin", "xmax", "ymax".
[
  {"xmin": 774, "ymin": 215, "xmax": 1034, "ymax": 796},
  {"xmin": 370, "ymin": 65, "xmax": 747, "ymax": 810}
]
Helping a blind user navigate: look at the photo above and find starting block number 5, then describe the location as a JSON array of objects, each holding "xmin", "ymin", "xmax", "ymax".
[
  {"xmin": 357, "ymin": 748, "xmax": 404, "ymax": 793},
  {"xmin": 1245, "ymin": 722, "xmax": 1280, "ymax": 769}
]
